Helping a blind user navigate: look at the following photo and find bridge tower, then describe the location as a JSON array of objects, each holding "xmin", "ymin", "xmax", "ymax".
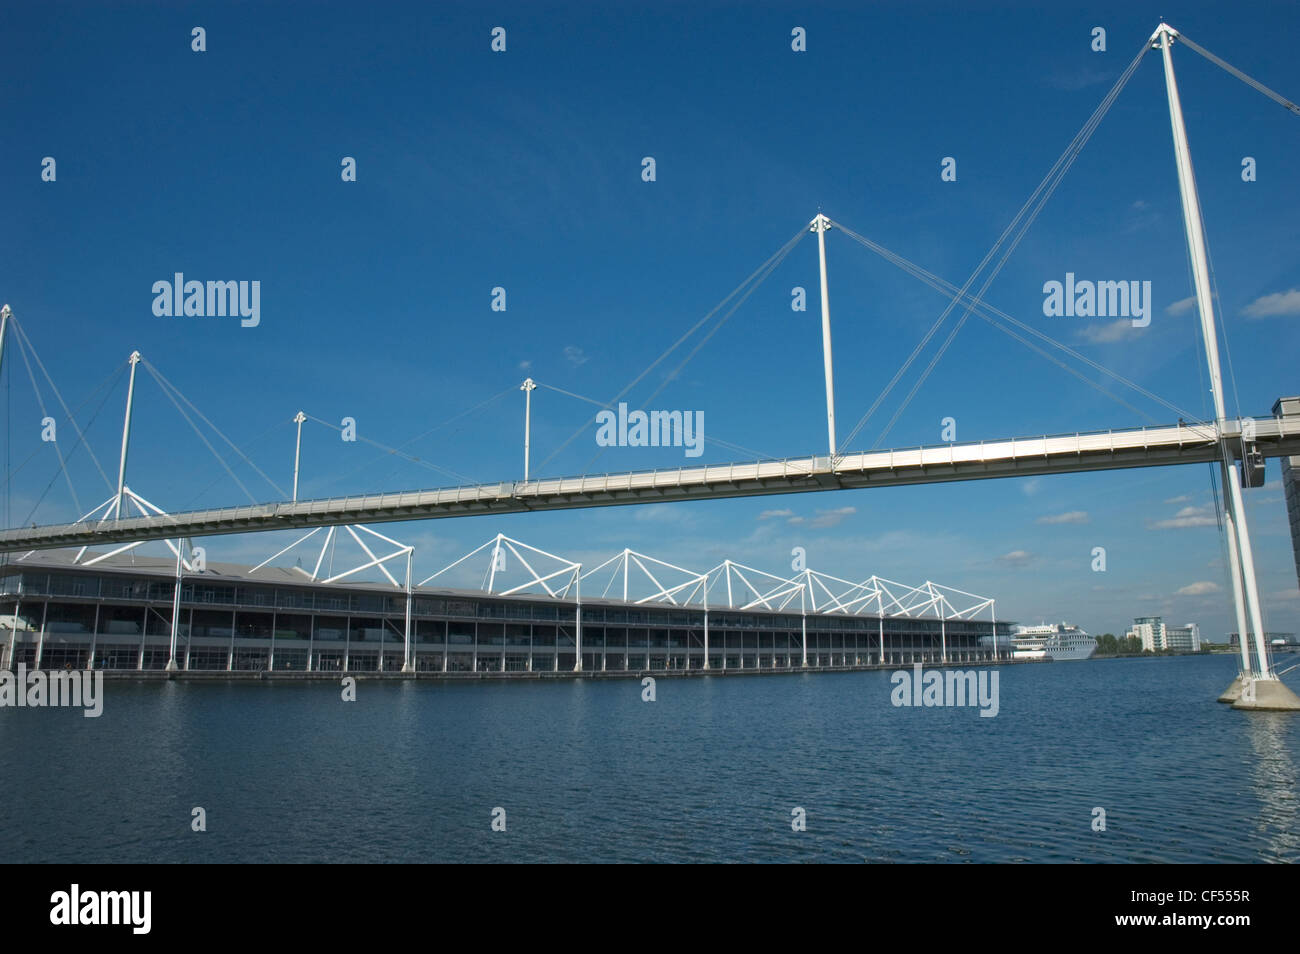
[
  {"xmin": 1155, "ymin": 23, "xmax": 1300, "ymax": 710},
  {"xmin": 811, "ymin": 214, "xmax": 838, "ymax": 458}
]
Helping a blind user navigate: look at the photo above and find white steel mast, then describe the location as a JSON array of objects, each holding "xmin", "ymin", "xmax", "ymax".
[{"xmin": 1155, "ymin": 23, "xmax": 1297, "ymax": 708}]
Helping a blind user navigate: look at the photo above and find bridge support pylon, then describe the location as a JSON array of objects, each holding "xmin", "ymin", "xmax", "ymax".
[
  {"xmin": 1232, "ymin": 675, "xmax": 1300, "ymax": 712},
  {"xmin": 1217, "ymin": 675, "xmax": 1243, "ymax": 704},
  {"xmin": 1155, "ymin": 22, "xmax": 1296, "ymax": 707}
]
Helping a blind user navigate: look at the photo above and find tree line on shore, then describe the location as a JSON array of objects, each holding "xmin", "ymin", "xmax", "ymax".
[{"xmin": 1092, "ymin": 633, "xmax": 1208, "ymax": 656}]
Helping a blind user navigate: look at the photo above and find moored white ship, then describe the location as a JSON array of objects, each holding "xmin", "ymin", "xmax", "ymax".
[{"xmin": 1010, "ymin": 623, "xmax": 1096, "ymax": 661}]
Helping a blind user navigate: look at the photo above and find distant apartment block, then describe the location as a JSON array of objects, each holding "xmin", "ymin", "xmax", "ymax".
[
  {"xmin": 1127, "ymin": 616, "xmax": 1201, "ymax": 652},
  {"xmin": 1275, "ymin": 396, "xmax": 1300, "ymax": 592}
]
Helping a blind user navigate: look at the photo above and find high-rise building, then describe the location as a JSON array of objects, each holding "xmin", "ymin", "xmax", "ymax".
[
  {"xmin": 1126, "ymin": 617, "xmax": 1201, "ymax": 652},
  {"xmin": 1166, "ymin": 622, "xmax": 1201, "ymax": 652},
  {"xmin": 1128, "ymin": 616, "xmax": 1162, "ymax": 652}
]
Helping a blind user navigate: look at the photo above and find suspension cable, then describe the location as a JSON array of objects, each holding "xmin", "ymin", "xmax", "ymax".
[
  {"xmin": 830, "ymin": 220, "xmax": 1201, "ymax": 427},
  {"xmin": 19, "ymin": 365, "xmax": 124, "ymax": 527},
  {"xmin": 12, "ymin": 330, "xmax": 82, "ymax": 514},
  {"xmin": 837, "ymin": 38, "xmax": 1152, "ymax": 451},
  {"xmin": 141, "ymin": 362, "xmax": 262, "ymax": 504},
  {"xmin": 578, "ymin": 234, "xmax": 804, "ymax": 472},
  {"xmin": 327, "ymin": 385, "xmax": 517, "ymax": 490},
  {"xmin": 4, "ymin": 360, "xmax": 126, "ymax": 486},
  {"xmin": 177, "ymin": 417, "xmax": 293, "ymax": 509},
  {"xmin": 641, "ymin": 234, "xmax": 802, "ymax": 411},
  {"xmin": 535, "ymin": 223, "xmax": 809, "ymax": 474},
  {"xmin": 1175, "ymin": 32, "xmax": 1300, "ymax": 117},
  {"xmin": 303, "ymin": 415, "xmax": 476, "ymax": 486},
  {"xmin": 536, "ymin": 381, "xmax": 784, "ymax": 465},
  {"xmin": 872, "ymin": 40, "xmax": 1153, "ymax": 449},
  {"xmin": 142, "ymin": 359, "xmax": 287, "ymax": 498},
  {"xmin": 11, "ymin": 321, "xmax": 114, "ymax": 492}
]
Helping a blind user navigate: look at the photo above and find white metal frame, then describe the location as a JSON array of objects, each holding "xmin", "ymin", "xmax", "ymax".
[
  {"xmin": 421, "ymin": 533, "xmax": 584, "ymax": 671},
  {"xmin": 583, "ymin": 548, "xmax": 708, "ymax": 606},
  {"xmin": 250, "ymin": 523, "xmax": 412, "ymax": 587},
  {"xmin": 248, "ymin": 523, "xmax": 415, "ymax": 670},
  {"xmin": 422, "ymin": 532, "xmax": 580, "ymax": 599}
]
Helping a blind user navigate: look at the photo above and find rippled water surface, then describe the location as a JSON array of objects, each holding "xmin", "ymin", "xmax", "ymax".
[{"xmin": 2, "ymin": 654, "xmax": 1297, "ymax": 862}]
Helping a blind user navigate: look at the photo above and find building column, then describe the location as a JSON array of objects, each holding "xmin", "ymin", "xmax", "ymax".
[
  {"xmin": 136, "ymin": 603, "xmax": 148, "ymax": 671},
  {"xmin": 166, "ymin": 544, "xmax": 184, "ymax": 672},
  {"xmin": 343, "ymin": 616, "xmax": 351, "ymax": 672},
  {"xmin": 6, "ymin": 597, "xmax": 20, "ymax": 671},
  {"xmin": 990, "ymin": 601, "xmax": 997, "ymax": 662},
  {"xmin": 86, "ymin": 602, "xmax": 98, "ymax": 670},
  {"xmin": 703, "ymin": 608, "xmax": 710, "ymax": 670},
  {"xmin": 801, "ymin": 609, "xmax": 808, "ymax": 668},
  {"xmin": 573, "ymin": 576, "xmax": 583, "ymax": 673},
  {"xmin": 35, "ymin": 601, "xmax": 49, "ymax": 670},
  {"xmin": 403, "ymin": 550, "xmax": 414, "ymax": 673}
]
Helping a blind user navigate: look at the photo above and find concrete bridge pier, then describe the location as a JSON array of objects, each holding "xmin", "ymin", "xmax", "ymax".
[
  {"xmin": 1231, "ymin": 676, "xmax": 1300, "ymax": 712},
  {"xmin": 1217, "ymin": 674, "xmax": 1243, "ymax": 704}
]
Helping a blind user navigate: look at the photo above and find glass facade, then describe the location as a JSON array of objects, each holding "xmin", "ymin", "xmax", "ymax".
[{"xmin": 0, "ymin": 562, "xmax": 1012, "ymax": 674}]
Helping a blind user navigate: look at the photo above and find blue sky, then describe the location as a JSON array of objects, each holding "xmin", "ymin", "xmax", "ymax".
[{"xmin": 3, "ymin": 0, "xmax": 1299, "ymax": 640}]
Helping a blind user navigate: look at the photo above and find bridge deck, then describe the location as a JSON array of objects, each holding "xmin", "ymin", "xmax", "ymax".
[{"xmin": 1, "ymin": 417, "xmax": 1296, "ymax": 552}]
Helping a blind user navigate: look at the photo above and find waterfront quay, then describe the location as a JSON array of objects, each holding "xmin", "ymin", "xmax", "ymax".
[{"xmin": 1, "ymin": 550, "xmax": 1011, "ymax": 676}]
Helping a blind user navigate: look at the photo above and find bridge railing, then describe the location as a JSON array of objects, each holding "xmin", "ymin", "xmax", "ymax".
[{"xmin": 0, "ymin": 415, "xmax": 1282, "ymax": 543}]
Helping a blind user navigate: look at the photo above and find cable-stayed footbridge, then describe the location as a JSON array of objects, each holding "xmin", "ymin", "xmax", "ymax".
[{"xmin": 1, "ymin": 23, "xmax": 1298, "ymax": 706}]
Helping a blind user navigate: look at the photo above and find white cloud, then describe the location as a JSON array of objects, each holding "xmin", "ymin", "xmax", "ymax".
[
  {"xmin": 1077, "ymin": 319, "xmax": 1142, "ymax": 344},
  {"xmin": 810, "ymin": 506, "xmax": 856, "ymax": 528},
  {"xmin": 1176, "ymin": 581, "xmax": 1220, "ymax": 596},
  {"xmin": 518, "ymin": 359, "xmax": 532, "ymax": 371},
  {"xmin": 1021, "ymin": 478, "xmax": 1042, "ymax": 497},
  {"xmin": 633, "ymin": 505, "xmax": 687, "ymax": 523},
  {"xmin": 563, "ymin": 345, "xmax": 589, "ymax": 366},
  {"xmin": 1037, "ymin": 510, "xmax": 1089, "ymax": 525},
  {"xmin": 1149, "ymin": 504, "xmax": 1217, "ymax": 529},
  {"xmin": 1046, "ymin": 66, "xmax": 1114, "ymax": 91},
  {"xmin": 998, "ymin": 549, "xmax": 1035, "ymax": 567},
  {"xmin": 1271, "ymin": 588, "xmax": 1300, "ymax": 602},
  {"xmin": 1242, "ymin": 289, "xmax": 1300, "ymax": 318},
  {"xmin": 758, "ymin": 509, "xmax": 793, "ymax": 520},
  {"xmin": 1166, "ymin": 296, "xmax": 1197, "ymax": 316},
  {"xmin": 787, "ymin": 506, "xmax": 857, "ymax": 529},
  {"xmin": 1163, "ymin": 494, "xmax": 1192, "ymax": 504}
]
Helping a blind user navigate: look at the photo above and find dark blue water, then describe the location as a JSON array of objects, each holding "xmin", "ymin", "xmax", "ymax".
[{"xmin": 2, "ymin": 654, "xmax": 1296, "ymax": 862}]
